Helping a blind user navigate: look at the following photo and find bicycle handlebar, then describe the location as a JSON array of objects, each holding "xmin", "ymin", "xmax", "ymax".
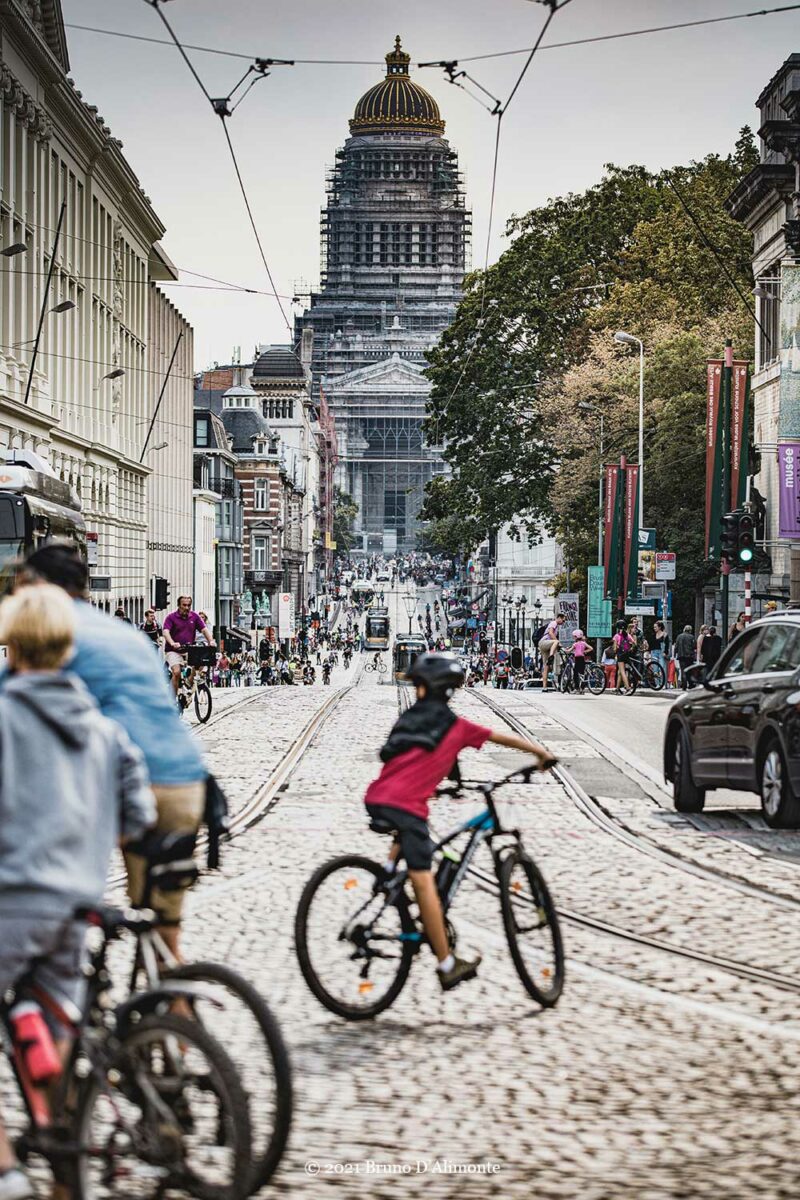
[{"xmin": 435, "ymin": 761, "xmax": 554, "ymax": 799}]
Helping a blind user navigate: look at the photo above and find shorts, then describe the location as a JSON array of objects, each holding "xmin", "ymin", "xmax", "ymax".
[
  {"xmin": 124, "ymin": 780, "xmax": 206, "ymax": 924},
  {"xmin": 166, "ymin": 650, "xmax": 187, "ymax": 669},
  {"xmin": 366, "ymin": 804, "xmax": 436, "ymax": 872},
  {"xmin": 539, "ymin": 637, "xmax": 558, "ymax": 655},
  {"xmin": 0, "ymin": 915, "xmax": 87, "ymax": 1032}
]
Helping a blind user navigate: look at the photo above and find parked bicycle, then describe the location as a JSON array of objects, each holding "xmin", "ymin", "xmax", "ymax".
[
  {"xmin": 295, "ymin": 766, "xmax": 564, "ymax": 1020},
  {"xmin": 3, "ymin": 903, "xmax": 252, "ymax": 1199},
  {"xmin": 559, "ymin": 654, "xmax": 606, "ymax": 695}
]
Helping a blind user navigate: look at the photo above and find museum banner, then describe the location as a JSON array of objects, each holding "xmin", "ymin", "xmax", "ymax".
[{"xmin": 778, "ymin": 442, "xmax": 800, "ymax": 539}]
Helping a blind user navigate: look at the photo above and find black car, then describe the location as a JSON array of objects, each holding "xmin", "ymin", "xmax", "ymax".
[{"xmin": 663, "ymin": 612, "xmax": 800, "ymax": 827}]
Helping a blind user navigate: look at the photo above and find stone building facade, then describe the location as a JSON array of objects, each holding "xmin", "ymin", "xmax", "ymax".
[
  {"xmin": 298, "ymin": 36, "xmax": 470, "ymax": 554},
  {"xmin": 0, "ymin": 0, "xmax": 194, "ymax": 617}
]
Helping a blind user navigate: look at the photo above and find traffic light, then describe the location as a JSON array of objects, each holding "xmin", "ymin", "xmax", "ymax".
[
  {"xmin": 737, "ymin": 511, "xmax": 755, "ymax": 564},
  {"xmin": 720, "ymin": 510, "xmax": 740, "ymax": 568},
  {"xmin": 152, "ymin": 576, "xmax": 169, "ymax": 610}
]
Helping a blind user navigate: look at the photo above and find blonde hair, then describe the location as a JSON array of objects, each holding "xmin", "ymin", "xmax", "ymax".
[{"xmin": 0, "ymin": 584, "xmax": 75, "ymax": 669}]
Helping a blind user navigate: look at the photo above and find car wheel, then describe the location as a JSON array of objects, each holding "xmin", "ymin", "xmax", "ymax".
[
  {"xmin": 673, "ymin": 728, "xmax": 705, "ymax": 813},
  {"xmin": 760, "ymin": 740, "xmax": 800, "ymax": 828}
]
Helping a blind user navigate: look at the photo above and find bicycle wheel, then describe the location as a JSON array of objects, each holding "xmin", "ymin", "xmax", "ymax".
[
  {"xmin": 162, "ymin": 962, "xmax": 292, "ymax": 1194},
  {"xmin": 73, "ymin": 1012, "xmax": 252, "ymax": 1200},
  {"xmin": 558, "ymin": 664, "xmax": 572, "ymax": 693},
  {"xmin": 295, "ymin": 855, "xmax": 415, "ymax": 1020},
  {"xmin": 645, "ymin": 661, "xmax": 665, "ymax": 691},
  {"xmin": 364, "ymin": 663, "xmax": 374, "ymax": 673},
  {"xmin": 194, "ymin": 682, "xmax": 212, "ymax": 723},
  {"xmin": 584, "ymin": 663, "xmax": 607, "ymax": 696},
  {"xmin": 498, "ymin": 847, "xmax": 564, "ymax": 1007}
]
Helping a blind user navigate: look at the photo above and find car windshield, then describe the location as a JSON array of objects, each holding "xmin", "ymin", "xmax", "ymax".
[{"xmin": 748, "ymin": 623, "xmax": 800, "ymax": 673}]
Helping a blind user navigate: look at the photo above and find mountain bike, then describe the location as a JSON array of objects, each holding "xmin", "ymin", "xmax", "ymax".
[
  {"xmin": 618, "ymin": 653, "xmax": 665, "ymax": 695},
  {"xmin": 559, "ymin": 654, "xmax": 606, "ymax": 695},
  {"xmin": 4, "ymin": 904, "xmax": 252, "ymax": 1199},
  {"xmin": 125, "ymin": 834, "xmax": 293, "ymax": 1195},
  {"xmin": 295, "ymin": 766, "xmax": 564, "ymax": 1020}
]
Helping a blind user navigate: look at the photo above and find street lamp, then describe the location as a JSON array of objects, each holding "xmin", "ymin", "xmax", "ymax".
[
  {"xmin": 578, "ymin": 401, "xmax": 605, "ymax": 567},
  {"xmin": 517, "ymin": 595, "xmax": 527, "ymax": 652},
  {"xmin": 0, "ymin": 243, "xmax": 27, "ymax": 258},
  {"xmin": 401, "ymin": 590, "xmax": 416, "ymax": 634},
  {"xmin": 614, "ymin": 330, "xmax": 645, "ymax": 529}
]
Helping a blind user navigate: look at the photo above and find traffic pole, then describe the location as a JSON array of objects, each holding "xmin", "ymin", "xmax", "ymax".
[
  {"xmin": 721, "ymin": 340, "xmax": 733, "ymax": 637},
  {"xmin": 744, "ymin": 569, "xmax": 752, "ymax": 625}
]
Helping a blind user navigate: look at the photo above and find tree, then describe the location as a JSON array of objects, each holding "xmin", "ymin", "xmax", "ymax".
[{"xmin": 333, "ymin": 488, "xmax": 358, "ymax": 553}]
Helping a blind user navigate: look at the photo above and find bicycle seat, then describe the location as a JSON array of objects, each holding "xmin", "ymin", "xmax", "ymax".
[
  {"xmin": 368, "ymin": 817, "xmax": 399, "ymax": 835},
  {"xmin": 75, "ymin": 905, "xmax": 159, "ymax": 937}
]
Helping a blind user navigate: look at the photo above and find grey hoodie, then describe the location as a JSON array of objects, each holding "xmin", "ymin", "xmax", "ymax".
[{"xmin": 0, "ymin": 671, "xmax": 156, "ymax": 917}]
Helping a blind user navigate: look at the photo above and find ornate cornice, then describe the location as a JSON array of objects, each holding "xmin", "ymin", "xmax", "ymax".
[{"xmin": 0, "ymin": 63, "xmax": 52, "ymax": 141}]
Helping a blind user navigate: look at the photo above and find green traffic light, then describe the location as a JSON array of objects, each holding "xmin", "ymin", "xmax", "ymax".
[{"xmin": 739, "ymin": 548, "xmax": 754, "ymax": 563}]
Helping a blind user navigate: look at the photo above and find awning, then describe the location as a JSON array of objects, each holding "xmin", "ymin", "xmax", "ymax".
[{"xmin": 225, "ymin": 626, "xmax": 252, "ymax": 644}]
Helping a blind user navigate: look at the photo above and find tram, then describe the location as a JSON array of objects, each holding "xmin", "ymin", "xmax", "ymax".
[
  {"xmin": 351, "ymin": 579, "xmax": 375, "ymax": 609},
  {"xmin": 0, "ymin": 451, "xmax": 85, "ymax": 579},
  {"xmin": 365, "ymin": 607, "xmax": 390, "ymax": 651},
  {"xmin": 393, "ymin": 634, "xmax": 428, "ymax": 681}
]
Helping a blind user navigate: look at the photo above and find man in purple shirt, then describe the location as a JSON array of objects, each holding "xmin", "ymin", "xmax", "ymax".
[{"xmin": 163, "ymin": 595, "xmax": 215, "ymax": 695}]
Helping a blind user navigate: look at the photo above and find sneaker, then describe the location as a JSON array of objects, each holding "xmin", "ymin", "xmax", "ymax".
[
  {"xmin": 0, "ymin": 1169, "xmax": 34, "ymax": 1200},
  {"xmin": 438, "ymin": 953, "xmax": 482, "ymax": 992}
]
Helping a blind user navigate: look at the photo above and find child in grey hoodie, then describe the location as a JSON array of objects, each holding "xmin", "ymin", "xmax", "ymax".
[{"xmin": 0, "ymin": 585, "xmax": 156, "ymax": 1200}]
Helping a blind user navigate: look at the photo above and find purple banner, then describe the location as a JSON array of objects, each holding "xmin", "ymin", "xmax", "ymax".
[{"xmin": 779, "ymin": 442, "xmax": 800, "ymax": 538}]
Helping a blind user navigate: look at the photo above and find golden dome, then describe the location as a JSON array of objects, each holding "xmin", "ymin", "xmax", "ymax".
[{"xmin": 349, "ymin": 36, "xmax": 445, "ymax": 137}]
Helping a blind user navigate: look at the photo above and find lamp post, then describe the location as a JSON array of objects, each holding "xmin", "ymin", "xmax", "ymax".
[
  {"xmin": 518, "ymin": 595, "xmax": 527, "ymax": 653},
  {"xmin": 401, "ymin": 590, "xmax": 416, "ymax": 634},
  {"xmin": 614, "ymin": 331, "xmax": 644, "ymax": 529}
]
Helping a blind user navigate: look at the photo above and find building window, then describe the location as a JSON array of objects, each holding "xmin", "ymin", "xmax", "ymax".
[
  {"xmin": 757, "ymin": 268, "xmax": 781, "ymax": 370},
  {"xmin": 254, "ymin": 479, "xmax": 269, "ymax": 510},
  {"xmin": 252, "ymin": 535, "xmax": 270, "ymax": 571},
  {"xmin": 194, "ymin": 415, "xmax": 209, "ymax": 447}
]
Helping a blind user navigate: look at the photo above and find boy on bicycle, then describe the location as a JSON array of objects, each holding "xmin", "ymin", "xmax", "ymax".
[
  {"xmin": 0, "ymin": 586, "xmax": 155, "ymax": 1200},
  {"xmin": 364, "ymin": 653, "xmax": 556, "ymax": 992}
]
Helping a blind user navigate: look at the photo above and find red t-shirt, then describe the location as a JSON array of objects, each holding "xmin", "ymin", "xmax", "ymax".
[{"xmin": 364, "ymin": 716, "xmax": 492, "ymax": 820}]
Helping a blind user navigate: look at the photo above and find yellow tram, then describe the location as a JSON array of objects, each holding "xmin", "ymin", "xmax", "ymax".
[
  {"xmin": 365, "ymin": 607, "xmax": 390, "ymax": 651},
  {"xmin": 393, "ymin": 634, "xmax": 428, "ymax": 681}
]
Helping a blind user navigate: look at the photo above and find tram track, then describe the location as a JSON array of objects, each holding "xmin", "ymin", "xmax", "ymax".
[{"xmin": 462, "ymin": 688, "xmax": 800, "ymax": 996}]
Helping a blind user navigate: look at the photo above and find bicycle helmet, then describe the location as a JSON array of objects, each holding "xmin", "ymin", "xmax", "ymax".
[
  {"xmin": 405, "ymin": 651, "xmax": 465, "ymax": 698},
  {"xmin": 572, "ymin": 629, "xmax": 585, "ymax": 639}
]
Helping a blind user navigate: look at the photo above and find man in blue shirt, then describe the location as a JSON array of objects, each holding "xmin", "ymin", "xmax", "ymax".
[{"xmin": 21, "ymin": 547, "xmax": 207, "ymax": 959}]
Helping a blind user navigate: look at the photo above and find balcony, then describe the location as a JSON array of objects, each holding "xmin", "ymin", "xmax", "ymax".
[
  {"xmin": 210, "ymin": 478, "xmax": 237, "ymax": 498},
  {"xmin": 245, "ymin": 569, "xmax": 282, "ymax": 589}
]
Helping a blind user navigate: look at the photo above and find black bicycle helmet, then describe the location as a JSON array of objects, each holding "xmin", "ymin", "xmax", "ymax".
[{"xmin": 405, "ymin": 651, "xmax": 465, "ymax": 698}]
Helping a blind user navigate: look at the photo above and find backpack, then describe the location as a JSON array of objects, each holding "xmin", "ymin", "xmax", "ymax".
[
  {"xmin": 204, "ymin": 773, "xmax": 231, "ymax": 870},
  {"xmin": 532, "ymin": 623, "xmax": 549, "ymax": 646}
]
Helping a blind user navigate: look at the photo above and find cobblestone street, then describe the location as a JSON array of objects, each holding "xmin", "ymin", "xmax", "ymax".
[{"xmin": 171, "ymin": 658, "xmax": 800, "ymax": 1199}]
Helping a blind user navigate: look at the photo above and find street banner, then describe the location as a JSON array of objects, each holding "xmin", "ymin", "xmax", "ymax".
[
  {"xmin": 587, "ymin": 565, "xmax": 612, "ymax": 639},
  {"xmin": 730, "ymin": 362, "xmax": 751, "ymax": 509},
  {"xmin": 778, "ymin": 263, "xmax": 800, "ymax": 438},
  {"xmin": 638, "ymin": 527, "xmax": 656, "ymax": 551},
  {"xmin": 705, "ymin": 360, "xmax": 724, "ymax": 559},
  {"xmin": 655, "ymin": 551, "xmax": 677, "ymax": 580},
  {"xmin": 623, "ymin": 464, "xmax": 640, "ymax": 600},
  {"xmin": 556, "ymin": 593, "xmax": 579, "ymax": 645},
  {"xmin": 603, "ymin": 465, "xmax": 621, "ymax": 599},
  {"xmin": 638, "ymin": 549, "xmax": 655, "ymax": 582},
  {"xmin": 277, "ymin": 592, "xmax": 295, "ymax": 639},
  {"xmin": 778, "ymin": 441, "xmax": 800, "ymax": 538}
]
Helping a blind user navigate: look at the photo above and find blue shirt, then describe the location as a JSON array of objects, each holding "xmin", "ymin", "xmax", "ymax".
[{"xmin": 67, "ymin": 602, "xmax": 206, "ymax": 786}]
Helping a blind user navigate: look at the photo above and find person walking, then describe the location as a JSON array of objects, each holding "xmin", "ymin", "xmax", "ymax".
[
  {"xmin": 700, "ymin": 625, "xmax": 723, "ymax": 674},
  {"xmin": 674, "ymin": 625, "xmax": 696, "ymax": 689},
  {"xmin": 651, "ymin": 620, "xmax": 670, "ymax": 677},
  {"xmin": 728, "ymin": 611, "xmax": 747, "ymax": 643}
]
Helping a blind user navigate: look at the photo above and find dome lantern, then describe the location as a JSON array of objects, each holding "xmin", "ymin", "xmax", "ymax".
[{"xmin": 349, "ymin": 35, "xmax": 445, "ymax": 137}]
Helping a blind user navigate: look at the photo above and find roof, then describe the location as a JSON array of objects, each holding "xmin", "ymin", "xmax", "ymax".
[
  {"xmin": 219, "ymin": 407, "xmax": 273, "ymax": 454},
  {"xmin": 252, "ymin": 345, "xmax": 305, "ymax": 380},
  {"xmin": 349, "ymin": 37, "xmax": 444, "ymax": 138}
]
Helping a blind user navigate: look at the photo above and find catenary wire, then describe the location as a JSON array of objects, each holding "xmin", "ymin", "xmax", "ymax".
[
  {"xmin": 63, "ymin": 5, "xmax": 800, "ymax": 67},
  {"xmin": 0, "ymin": 268, "xmax": 295, "ymax": 298}
]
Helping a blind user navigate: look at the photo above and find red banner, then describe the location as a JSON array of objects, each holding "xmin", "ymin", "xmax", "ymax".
[
  {"xmin": 603, "ymin": 465, "xmax": 620, "ymax": 598},
  {"xmin": 623, "ymin": 464, "xmax": 639, "ymax": 599},
  {"xmin": 730, "ymin": 361, "xmax": 750, "ymax": 510},
  {"xmin": 705, "ymin": 361, "xmax": 723, "ymax": 559}
]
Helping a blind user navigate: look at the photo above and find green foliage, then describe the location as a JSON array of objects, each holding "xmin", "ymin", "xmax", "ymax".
[
  {"xmin": 424, "ymin": 128, "xmax": 760, "ymax": 618},
  {"xmin": 333, "ymin": 487, "xmax": 358, "ymax": 553}
]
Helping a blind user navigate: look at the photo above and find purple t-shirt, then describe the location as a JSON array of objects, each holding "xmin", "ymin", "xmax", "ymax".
[{"xmin": 163, "ymin": 610, "xmax": 206, "ymax": 649}]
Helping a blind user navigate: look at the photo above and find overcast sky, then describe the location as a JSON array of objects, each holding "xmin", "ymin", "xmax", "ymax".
[{"xmin": 61, "ymin": 0, "xmax": 800, "ymax": 368}]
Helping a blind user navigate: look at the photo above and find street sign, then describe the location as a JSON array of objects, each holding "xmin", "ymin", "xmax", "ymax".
[
  {"xmin": 655, "ymin": 552, "xmax": 676, "ymax": 580},
  {"xmin": 277, "ymin": 592, "xmax": 295, "ymax": 639},
  {"xmin": 89, "ymin": 576, "xmax": 111, "ymax": 592},
  {"xmin": 86, "ymin": 531, "xmax": 98, "ymax": 567},
  {"xmin": 638, "ymin": 527, "xmax": 656, "ymax": 551},
  {"xmin": 625, "ymin": 600, "xmax": 657, "ymax": 615}
]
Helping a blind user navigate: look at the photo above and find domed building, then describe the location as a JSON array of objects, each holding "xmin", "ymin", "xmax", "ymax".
[{"xmin": 298, "ymin": 37, "xmax": 470, "ymax": 553}]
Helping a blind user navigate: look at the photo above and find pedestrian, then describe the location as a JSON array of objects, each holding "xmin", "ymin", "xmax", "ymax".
[
  {"xmin": 696, "ymin": 624, "xmax": 709, "ymax": 663},
  {"xmin": 0, "ymin": 586, "xmax": 155, "ymax": 1200},
  {"xmin": 651, "ymin": 620, "xmax": 670, "ymax": 676},
  {"xmin": 700, "ymin": 625, "xmax": 722, "ymax": 673},
  {"xmin": 570, "ymin": 629, "xmax": 592, "ymax": 692},
  {"xmin": 728, "ymin": 611, "xmax": 747, "ymax": 643},
  {"xmin": 140, "ymin": 607, "xmax": 162, "ymax": 649},
  {"xmin": 674, "ymin": 625, "xmax": 696, "ymax": 689},
  {"xmin": 612, "ymin": 621, "xmax": 634, "ymax": 693},
  {"xmin": 114, "ymin": 605, "xmax": 131, "ymax": 624}
]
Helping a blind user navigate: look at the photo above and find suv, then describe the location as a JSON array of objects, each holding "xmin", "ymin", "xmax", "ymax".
[{"xmin": 663, "ymin": 611, "xmax": 800, "ymax": 827}]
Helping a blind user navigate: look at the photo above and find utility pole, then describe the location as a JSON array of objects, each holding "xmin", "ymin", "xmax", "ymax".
[{"xmin": 721, "ymin": 339, "xmax": 733, "ymax": 636}]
